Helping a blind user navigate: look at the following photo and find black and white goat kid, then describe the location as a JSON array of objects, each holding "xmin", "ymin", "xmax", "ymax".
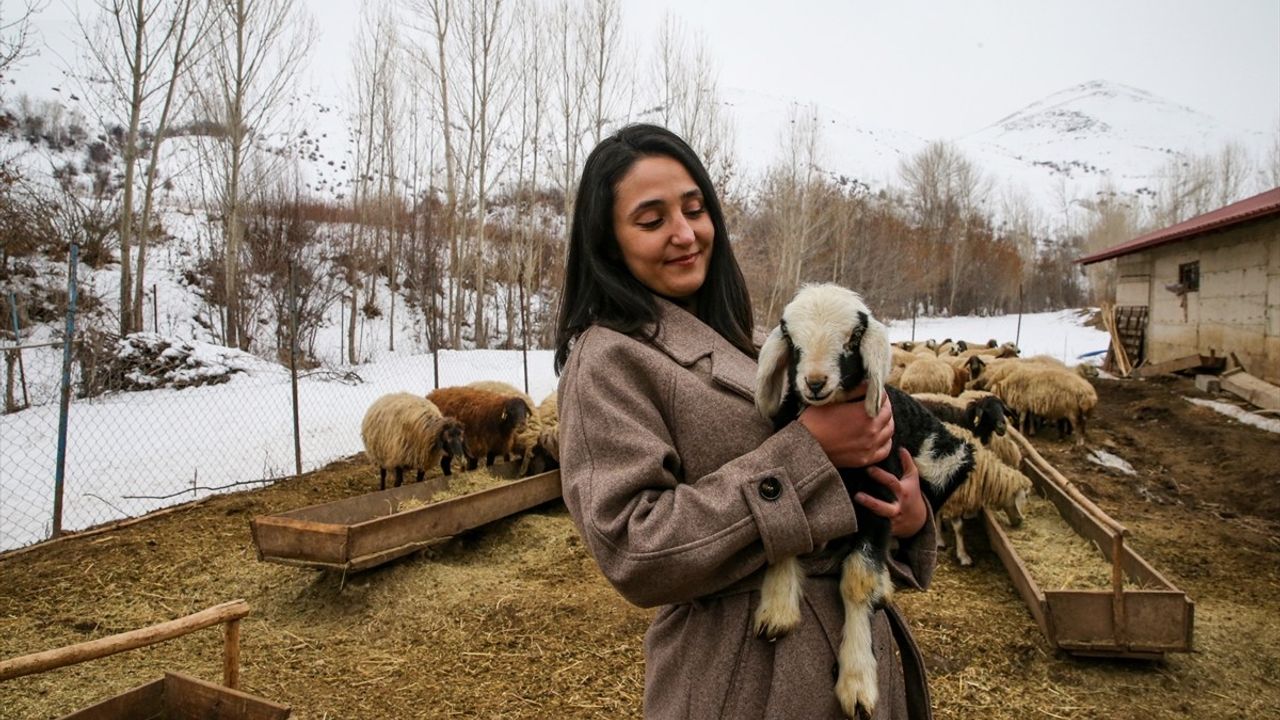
[{"xmin": 755, "ymin": 283, "xmax": 975, "ymax": 719}]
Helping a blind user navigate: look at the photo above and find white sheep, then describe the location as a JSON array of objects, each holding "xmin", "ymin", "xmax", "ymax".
[
  {"xmin": 937, "ymin": 422, "xmax": 1033, "ymax": 566},
  {"xmin": 897, "ymin": 356, "xmax": 956, "ymax": 395},
  {"xmin": 361, "ymin": 393, "xmax": 469, "ymax": 490},
  {"xmin": 986, "ymin": 365, "xmax": 1099, "ymax": 445}
]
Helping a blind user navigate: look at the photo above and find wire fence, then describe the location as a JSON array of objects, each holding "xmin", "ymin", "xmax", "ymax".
[{"xmin": 1, "ymin": 250, "xmax": 556, "ymax": 553}]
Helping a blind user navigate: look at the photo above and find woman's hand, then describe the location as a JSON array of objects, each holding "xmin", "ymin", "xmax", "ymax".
[
  {"xmin": 797, "ymin": 383, "xmax": 894, "ymax": 468},
  {"xmin": 855, "ymin": 447, "xmax": 928, "ymax": 539}
]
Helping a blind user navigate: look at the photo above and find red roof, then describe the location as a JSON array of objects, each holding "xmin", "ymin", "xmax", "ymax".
[{"xmin": 1078, "ymin": 186, "xmax": 1280, "ymax": 265}]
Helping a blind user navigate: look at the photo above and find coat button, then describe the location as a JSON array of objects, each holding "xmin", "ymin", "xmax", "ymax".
[{"xmin": 758, "ymin": 477, "xmax": 782, "ymax": 501}]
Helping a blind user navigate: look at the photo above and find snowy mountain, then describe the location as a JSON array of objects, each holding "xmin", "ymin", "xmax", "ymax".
[{"xmin": 721, "ymin": 79, "xmax": 1271, "ymax": 212}]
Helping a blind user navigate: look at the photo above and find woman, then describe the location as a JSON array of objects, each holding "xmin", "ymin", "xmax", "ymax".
[{"xmin": 554, "ymin": 123, "xmax": 936, "ymax": 720}]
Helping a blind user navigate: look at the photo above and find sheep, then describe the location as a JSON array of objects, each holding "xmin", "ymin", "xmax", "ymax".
[
  {"xmin": 756, "ymin": 283, "xmax": 975, "ymax": 719},
  {"xmin": 936, "ymin": 422, "xmax": 1033, "ymax": 566},
  {"xmin": 897, "ymin": 356, "xmax": 956, "ymax": 395},
  {"xmin": 535, "ymin": 393, "xmax": 559, "ymax": 465},
  {"xmin": 426, "ymin": 386, "xmax": 532, "ymax": 470},
  {"xmin": 465, "ymin": 380, "xmax": 543, "ymax": 475},
  {"xmin": 1024, "ymin": 354, "xmax": 1102, "ymax": 379},
  {"xmin": 985, "ymin": 365, "xmax": 1099, "ymax": 445},
  {"xmin": 360, "ymin": 393, "xmax": 469, "ymax": 490},
  {"xmin": 917, "ymin": 390, "xmax": 1025, "ymax": 471},
  {"xmin": 911, "ymin": 392, "xmax": 1011, "ymax": 444}
]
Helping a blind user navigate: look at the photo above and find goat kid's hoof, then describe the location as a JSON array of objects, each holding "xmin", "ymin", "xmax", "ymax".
[
  {"xmin": 747, "ymin": 602, "xmax": 798, "ymax": 635},
  {"xmin": 836, "ymin": 667, "xmax": 877, "ymax": 720},
  {"xmin": 958, "ymin": 555, "xmax": 974, "ymax": 567}
]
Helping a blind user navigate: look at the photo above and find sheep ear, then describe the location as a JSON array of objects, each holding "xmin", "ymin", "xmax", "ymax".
[
  {"xmin": 862, "ymin": 317, "xmax": 891, "ymax": 417},
  {"xmin": 755, "ymin": 325, "xmax": 791, "ymax": 420}
]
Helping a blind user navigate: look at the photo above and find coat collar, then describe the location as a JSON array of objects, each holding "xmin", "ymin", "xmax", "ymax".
[{"xmin": 648, "ymin": 297, "xmax": 759, "ymax": 401}]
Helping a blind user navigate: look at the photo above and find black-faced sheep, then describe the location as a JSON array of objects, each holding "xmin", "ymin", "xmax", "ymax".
[
  {"xmin": 910, "ymin": 392, "xmax": 1010, "ymax": 444},
  {"xmin": 465, "ymin": 380, "xmax": 543, "ymax": 475},
  {"xmin": 361, "ymin": 393, "xmax": 468, "ymax": 490},
  {"xmin": 426, "ymin": 386, "xmax": 531, "ymax": 470},
  {"xmin": 756, "ymin": 283, "xmax": 975, "ymax": 719},
  {"xmin": 937, "ymin": 422, "xmax": 1032, "ymax": 566}
]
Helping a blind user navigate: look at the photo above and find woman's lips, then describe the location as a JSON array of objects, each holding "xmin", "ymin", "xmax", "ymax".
[{"xmin": 666, "ymin": 251, "xmax": 699, "ymax": 266}]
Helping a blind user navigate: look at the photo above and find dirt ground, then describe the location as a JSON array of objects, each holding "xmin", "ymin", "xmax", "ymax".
[{"xmin": 2, "ymin": 374, "xmax": 1278, "ymax": 719}]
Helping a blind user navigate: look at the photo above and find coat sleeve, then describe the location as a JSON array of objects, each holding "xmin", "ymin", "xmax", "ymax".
[
  {"xmin": 886, "ymin": 498, "xmax": 937, "ymax": 592},
  {"xmin": 559, "ymin": 329, "xmax": 858, "ymax": 608}
]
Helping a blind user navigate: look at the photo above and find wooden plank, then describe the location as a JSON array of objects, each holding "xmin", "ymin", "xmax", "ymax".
[
  {"xmin": 0, "ymin": 600, "xmax": 251, "ymax": 682},
  {"xmin": 1220, "ymin": 371, "xmax": 1280, "ymax": 412},
  {"xmin": 1045, "ymin": 590, "xmax": 1193, "ymax": 654},
  {"xmin": 163, "ymin": 672, "xmax": 291, "ymax": 719},
  {"xmin": 1133, "ymin": 354, "xmax": 1204, "ymax": 378},
  {"xmin": 251, "ymin": 468, "xmax": 562, "ymax": 572},
  {"xmin": 56, "ymin": 678, "xmax": 165, "ymax": 720},
  {"xmin": 347, "ymin": 471, "xmax": 562, "ymax": 570}
]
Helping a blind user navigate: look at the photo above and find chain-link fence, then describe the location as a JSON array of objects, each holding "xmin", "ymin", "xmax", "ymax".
[{"xmin": 1, "ymin": 253, "xmax": 558, "ymax": 553}]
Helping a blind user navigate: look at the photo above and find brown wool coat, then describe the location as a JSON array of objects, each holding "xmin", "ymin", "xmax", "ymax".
[{"xmin": 558, "ymin": 298, "xmax": 937, "ymax": 720}]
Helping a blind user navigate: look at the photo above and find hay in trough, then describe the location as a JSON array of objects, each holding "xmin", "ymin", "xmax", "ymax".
[{"xmin": 1003, "ymin": 492, "xmax": 1153, "ymax": 590}]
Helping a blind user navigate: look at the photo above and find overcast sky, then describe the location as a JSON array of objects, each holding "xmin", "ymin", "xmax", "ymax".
[
  {"xmin": 620, "ymin": 0, "xmax": 1280, "ymax": 139},
  {"xmin": 20, "ymin": 0, "xmax": 1280, "ymax": 144}
]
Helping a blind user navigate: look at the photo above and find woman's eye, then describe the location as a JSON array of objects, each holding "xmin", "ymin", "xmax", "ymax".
[
  {"xmin": 685, "ymin": 206, "xmax": 705, "ymax": 217},
  {"xmin": 638, "ymin": 217, "xmax": 662, "ymax": 230}
]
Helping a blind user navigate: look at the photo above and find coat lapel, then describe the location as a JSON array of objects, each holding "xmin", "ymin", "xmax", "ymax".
[{"xmin": 648, "ymin": 297, "xmax": 759, "ymax": 403}]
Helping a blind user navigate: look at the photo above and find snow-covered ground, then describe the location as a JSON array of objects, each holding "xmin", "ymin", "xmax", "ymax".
[{"xmin": 0, "ymin": 307, "xmax": 1110, "ymax": 552}]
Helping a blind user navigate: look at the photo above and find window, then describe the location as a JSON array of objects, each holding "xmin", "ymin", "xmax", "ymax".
[{"xmin": 1178, "ymin": 261, "xmax": 1199, "ymax": 292}]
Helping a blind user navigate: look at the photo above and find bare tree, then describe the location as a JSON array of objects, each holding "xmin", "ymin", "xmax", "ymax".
[
  {"xmin": 0, "ymin": 0, "xmax": 42, "ymax": 85},
  {"xmin": 583, "ymin": 0, "xmax": 623, "ymax": 144},
  {"xmin": 76, "ymin": 0, "xmax": 206, "ymax": 335},
  {"xmin": 898, "ymin": 140, "xmax": 991, "ymax": 313},
  {"xmin": 550, "ymin": 0, "xmax": 587, "ymax": 231},
  {"xmin": 192, "ymin": 0, "xmax": 314, "ymax": 350}
]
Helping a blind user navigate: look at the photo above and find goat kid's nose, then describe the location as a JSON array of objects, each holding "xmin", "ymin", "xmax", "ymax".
[{"xmin": 805, "ymin": 377, "xmax": 827, "ymax": 395}]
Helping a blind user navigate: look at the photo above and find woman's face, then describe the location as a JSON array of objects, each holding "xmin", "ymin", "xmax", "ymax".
[{"xmin": 612, "ymin": 155, "xmax": 714, "ymax": 300}]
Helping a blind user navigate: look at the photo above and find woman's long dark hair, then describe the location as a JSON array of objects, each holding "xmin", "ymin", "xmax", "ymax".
[{"xmin": 553, "ymin": 124, "xmax": 754, "ymax": 373}]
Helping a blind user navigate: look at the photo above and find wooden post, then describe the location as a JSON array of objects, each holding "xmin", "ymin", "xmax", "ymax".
[
  {"xmin": 0, "ymin": 599, "xmax": 251, "ymax": 682},
  {"xmin": 519, "ymin": 259, "xmax": 529, "ymax": 396},
  {"xmin": 223, "ymin": 618, "xmax": 242, "ymax": 689},
  {"xmin": 152, "ymin": 284, "xmax": 159, "ymax": 334},
  {"xmin": 1015, "ymin": 282, "xmax": 1024, "ymax": 348},
  {"xmin": 9, "ymin": 291, "xmax": 29, "ymax": 408},
  {"xmin": 53, "ymin": 244, "xmax": 79, "ymax": 538},
  {"xmin": 910, "ymin": 294, "xmax": 917, "ymax": 342},
  {"xmin": 288, "ymin": 262, "xmax": 302, "ymax": 478}
]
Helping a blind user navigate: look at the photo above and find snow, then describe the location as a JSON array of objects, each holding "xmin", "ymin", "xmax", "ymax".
[
  {"xmin": 885, "ymin": 308, "xmax": 1110, "ymax": 365},
  {"xmin": 1087, "ymin": 449, "xmax": 1137, "ymax": 476},
  {"xmin": 1183, "ymin": 397, "xmax": 1280, "ymax": 435},
  {"xmin": 1, "ymin": 348, "xmax": 557, "ymax": 552}
]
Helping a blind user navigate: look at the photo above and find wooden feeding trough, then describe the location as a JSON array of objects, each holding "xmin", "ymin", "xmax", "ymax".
[
  {"xmin": 0, "ymin": 599, "xmax": 290, "ymax": 719},
  {"xmin": 250, "ymin": 464, "xmax": 562, "ymax": 572},
  {"xmin": 983, "ymin": 430, "xmax": 1195, "ymax": 660}
]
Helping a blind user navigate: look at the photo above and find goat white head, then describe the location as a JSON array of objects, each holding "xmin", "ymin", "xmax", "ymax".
[{"xmin": 756, "ymin": 284, "xmax": 892, "ymax": 422}]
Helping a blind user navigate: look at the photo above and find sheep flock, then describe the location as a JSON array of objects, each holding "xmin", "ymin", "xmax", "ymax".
[{"xmin": 360, "ymin": 383, "xmax": 560, "ymax": 491}]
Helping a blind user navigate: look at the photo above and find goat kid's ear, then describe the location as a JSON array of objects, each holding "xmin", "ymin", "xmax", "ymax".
[
  {"xmin": 861, "ymin": 317, "xmax": 892, "ymax": 417},
  {"xmin": 755, "ymin": 325, "xmax": 791, "ymax": 420}
]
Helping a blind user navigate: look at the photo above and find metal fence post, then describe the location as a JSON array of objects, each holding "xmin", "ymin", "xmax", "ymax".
[
  {"xmin": 288, "ymin": 261, "xmax": 302, "ymax": 477},
  {"xmin": 152, "ymin": 284, "xmax": 158, "ymax": 334},
  {"xmin": 519, "ymin": 274, "xmax": 529, "ymax": 396},
  {"xmin": 1016, "ymin": 282, "xmax": 1024, "ymax": 348},
  {"xmin": 9, "ymin": 291, "xmax": 29, "ymax": 408},
  {"xmin": 53, "ymin": 243, "xmax": 79, "ymax": 538}
]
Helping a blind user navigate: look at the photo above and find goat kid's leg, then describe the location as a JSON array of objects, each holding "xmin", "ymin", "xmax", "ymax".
[
  {"xmin": 754, "ymin": 556, "xmax": 804, "ymax": 640},
  {"xmin": 836, "ymin": 549, "xmax": 893, "ymax": 720},
  {"xmin": 949, "ymin": 517, "xmax": 973, "ymax": 566}
]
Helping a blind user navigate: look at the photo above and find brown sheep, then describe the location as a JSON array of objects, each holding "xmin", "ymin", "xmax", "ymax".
[
  {"xmin": 465, "ymin": 380, "xmax": 542, "ymax": 474},
  {"xmin": 427, "ymin": 386, "xmax": 531, "ymax": 470},
  {"xmin": 361, "ymin": 393, "xmax": 468, "ymax": 490}
]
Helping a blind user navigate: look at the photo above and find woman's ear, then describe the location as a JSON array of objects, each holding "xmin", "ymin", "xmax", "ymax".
[
  {"xmin": 861, "ymin": 317, "xmax": 892, "ymax": 417},
  {"xmin": 755, "ymin": 325, "xmax": 792, "ymax": 420}
]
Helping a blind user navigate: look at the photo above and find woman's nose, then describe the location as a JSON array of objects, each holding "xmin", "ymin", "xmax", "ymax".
[{"xmin": 670, "ymin": 213, "xmax": 695, "ymax": 245}]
